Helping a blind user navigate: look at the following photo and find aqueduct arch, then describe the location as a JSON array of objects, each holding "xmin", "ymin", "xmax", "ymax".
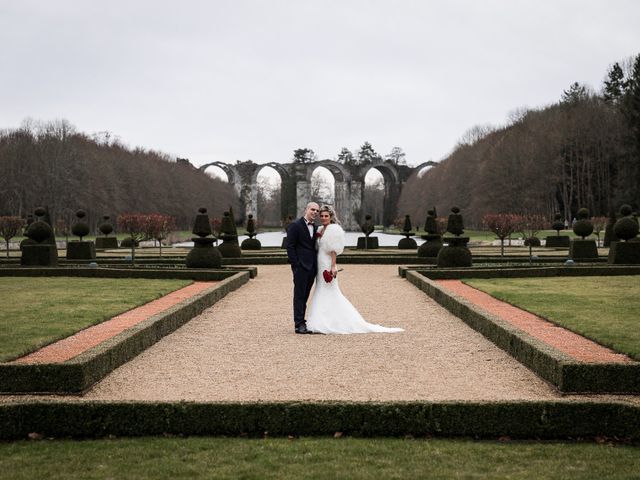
[{"xmin": 197, "ymin": 159, "xmax": 427, "ymax": 230}]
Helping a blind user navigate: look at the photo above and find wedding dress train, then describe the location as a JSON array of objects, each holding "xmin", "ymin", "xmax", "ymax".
[{"xmin": 306, "ymin": 224, "xmax": 404, "ymax": 334}]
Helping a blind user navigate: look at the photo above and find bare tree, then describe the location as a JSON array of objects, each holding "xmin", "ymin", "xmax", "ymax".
[{"xmin": 0, "ymin": 216, "xmax": 24, "ymax": 257}]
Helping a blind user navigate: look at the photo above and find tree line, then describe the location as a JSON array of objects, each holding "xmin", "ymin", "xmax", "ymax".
[
  {"xmin": 0, "ymin": 119, "xmax": 238, "ymax": 231},
  {"xmin": 398, "ymin": 54, "xmax": 640, "ymax": 228},
  {"xmin": 292, "ymin": 142, "xmax": 407, "ymax": 166}
]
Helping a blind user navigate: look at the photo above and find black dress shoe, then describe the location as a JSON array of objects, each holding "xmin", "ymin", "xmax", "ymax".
[{"xmin": 295, "ymin": 325, "xmax": 312, "ymax": 334}]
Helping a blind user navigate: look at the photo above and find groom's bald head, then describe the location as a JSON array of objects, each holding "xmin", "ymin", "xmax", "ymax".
[{"xmin": 304, "ymin": 202, "xmax": 320, "ymax": 222}]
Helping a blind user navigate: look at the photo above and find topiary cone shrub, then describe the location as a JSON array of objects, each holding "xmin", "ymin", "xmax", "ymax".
[
  {"xmin": 186, "ymin": 207, "xmax": 222, "ymax": 268},
  {"xmin": 418, "ymin": 208, "xmax": 442, "ymax": 257},
  {"xmin": 446, "ymin": 207, "xmax": 464, "ymax": 236},
  {"xmin": 217, "ymin": 210, "xmax": 242, "ymax": 257},
  {"xmin": 241, "ymin": 214, "xmax": 261, "ymax": 250},
  {"xmin": 608, "ymin": 205, "xmax": 640, "ymax": 264},
  {"xmin": 437, "ymin": 207, "xmax": 471, "ymax": 267},
  {"xmin": 398, "ymin": 214, "xmax": 417, "ymax": 249}
]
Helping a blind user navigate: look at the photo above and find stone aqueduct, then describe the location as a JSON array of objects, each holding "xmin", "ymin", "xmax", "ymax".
[{"xmin": 196, "ymin": 160, "xmax": 436, "ymax": 230}]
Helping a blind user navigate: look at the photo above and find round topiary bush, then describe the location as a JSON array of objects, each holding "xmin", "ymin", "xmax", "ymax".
[
  {"xmin": 620, "ymin": 204, "xmax": 633, "ymax": 217},
  {"xmin": 614, "ymin": 204, "xmax": 639, "ymax": 241},
  {"xmin": 71, "ymin": 210, "xmax": 90, "ymax": 240},
  {"xmin": 26, "ymin": 220, "xmax": 52, "ymax": 243},
  {"xmin": 398, "ymin": 237, "xmax": 418, "ymax": 249},
  {"xmin": 186, "ymin": 245, "xmax": 222, "ymax": 268},
  {"xmin": 241, "ymin": 238, "xmax": 262, "ymax": 250},
  {"xmin": 99, "ymin": 215, "xmax": 114, "ymax": 236},
  {"xmin": 572, "ymin": 208, "xmax": 594, "ymax": 239},
  {"xmin": 436, "ymin": 245, "xmax": 472, "ymax": 267},
  {"xmin": 417, "ymin": 239, "xmax": 443, "ymax": 257}
]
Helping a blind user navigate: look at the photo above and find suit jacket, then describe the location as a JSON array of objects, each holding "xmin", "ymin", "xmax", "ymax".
[{"xmin": 286, "ymin": 217, "xmax": 318, "ymax": 271}]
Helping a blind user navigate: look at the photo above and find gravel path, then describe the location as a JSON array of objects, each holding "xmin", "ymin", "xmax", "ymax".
[{"xmin": 74, "ymin": 264, "xmax": 576, "ymax": 403}]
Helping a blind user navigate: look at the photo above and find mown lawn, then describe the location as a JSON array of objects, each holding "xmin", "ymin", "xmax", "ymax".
[
  {"xmin": 465, "ymin": 276, "xmax": 640, "ymax": 359},
  {"xmin": 1, "ymin": 437, "xmax": 639, "ymax": 480},
  {"xmin": 0, "ymin": 277, "xmax": 192, "ymax": 361}
]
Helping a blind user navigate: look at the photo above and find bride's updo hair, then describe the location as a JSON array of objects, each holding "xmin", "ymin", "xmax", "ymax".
[{"xmin": 320, "ymin": 205, "xmax": 340, "ymax": 225}]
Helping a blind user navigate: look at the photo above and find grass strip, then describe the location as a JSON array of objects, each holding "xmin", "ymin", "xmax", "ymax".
[
  {"xmin": 1, "ymin": 436, "xmax": 639, "ymax": 480},
  {"xmin": 0, "ymin": 277, "xmax": 191, "ymax": 362},
  {"xmin": 464, "ymin": 276, "xmax": 640, "ymax": 360}
]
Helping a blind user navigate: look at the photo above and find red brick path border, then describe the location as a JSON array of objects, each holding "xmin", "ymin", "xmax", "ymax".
[
  {"xmin": 437, "ymin": 279, "xmax": 634, "ymax": 364},
  {"xmin": 12, "ymin": 282, "xmax": 216, "ymax": 365}
]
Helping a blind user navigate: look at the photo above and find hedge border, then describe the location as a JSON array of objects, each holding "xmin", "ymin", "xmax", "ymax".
[
  {"xmin": 398, "ymin": 264, "xmax": 640, "ymax": 279},
  {"xmin": 0, "ymin": 271, "xmax": 251, "ymax": 394},
  {"xmin": 0, "ymin": 400, "xmax": 639, "ymax": 440},
  {"xmin": 405, "ymin": 271, "xmax": 640, "ymax": 393},
  {"xmin": 0, "ymin": 266, "xmax": 257, "ymax": 279}
]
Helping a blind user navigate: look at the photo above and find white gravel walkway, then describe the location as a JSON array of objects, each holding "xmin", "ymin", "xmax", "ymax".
[{"xmin": 77, "ymin": 264, "xmax": 576, "ymax": 403}]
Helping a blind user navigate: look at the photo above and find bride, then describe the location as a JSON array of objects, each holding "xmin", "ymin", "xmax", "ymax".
[{"xmin": 307, "ymin": 205, "xmax": 404, "ymax": 334}]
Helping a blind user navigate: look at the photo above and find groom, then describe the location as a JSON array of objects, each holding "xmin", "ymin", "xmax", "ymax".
[{"xmin": 286, "ymin": 202, "xmax": 319, "ymax": 334}]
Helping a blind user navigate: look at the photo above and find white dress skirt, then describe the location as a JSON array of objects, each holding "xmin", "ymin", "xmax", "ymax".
[{"xmin": 306, "ymin": 224, "xmax": 404, "ymax": 334}]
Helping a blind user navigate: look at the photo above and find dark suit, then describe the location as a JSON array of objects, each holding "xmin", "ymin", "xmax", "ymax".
[{"xmin": 286, "ymin": 217, "xmax": 318, "ymax": 329}]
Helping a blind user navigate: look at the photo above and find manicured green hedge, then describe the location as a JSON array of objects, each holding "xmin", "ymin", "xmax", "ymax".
[
  {"xmin": 399, "ymin": 265, "xmax": 640, "ymax": 279},
  {"xmin": 405, "ymin": 271, "xmax": 640, "ymax": 393},
  {"xmin": 0, "ymin": 266, "xmax": 257, "ymax": 279},
  {"xmin": 1, "ymin": 400, "xmax": 638, "ymax": 440},
  {"xmin": 0, "ymin": 272, "xmax": 250, "ymax": 394}
]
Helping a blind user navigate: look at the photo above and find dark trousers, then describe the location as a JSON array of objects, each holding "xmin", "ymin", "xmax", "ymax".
[{"xmin": 292, "ymin": 267, "xmax": 316, "ymax": 328}]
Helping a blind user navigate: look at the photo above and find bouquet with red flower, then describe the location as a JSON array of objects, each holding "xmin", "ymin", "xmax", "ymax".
[{"xmin": 322, "ymin": 268, "xmax": 342, "ymax": 283}]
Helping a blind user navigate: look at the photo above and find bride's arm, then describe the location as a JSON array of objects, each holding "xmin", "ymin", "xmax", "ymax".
[{"xmin": 330, "ymin": 251, "xmax": 338, "ymax": 277}]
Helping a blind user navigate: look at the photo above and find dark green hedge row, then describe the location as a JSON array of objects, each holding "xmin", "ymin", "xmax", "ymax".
[
  {"xmin": 1, "ymin": 400, "xmax": 639, "ymax": 440},
  {"xmin": 405, "ymin": 271, "xmax": 640, "ymax": 393},
  {"xmin": 0, "ymin": 266, "xmax": 257, "ymax": 279},
  {"xmin": 0, "ymin": 272, "xmax": 250, "ymax": 394},
  {"xmin": 399, "ymin": 265, "xmax": 640, "ymax": 279}
]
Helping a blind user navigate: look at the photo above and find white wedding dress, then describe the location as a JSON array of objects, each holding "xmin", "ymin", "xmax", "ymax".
[{"xmin": 306, "ymin": 224, "xmax": 404, "ymax": 334}]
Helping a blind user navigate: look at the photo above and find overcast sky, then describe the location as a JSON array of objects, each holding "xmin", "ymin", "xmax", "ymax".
[{"xmin": 1, "ymin": 0, "xmax": 639, "ymax": 169}]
